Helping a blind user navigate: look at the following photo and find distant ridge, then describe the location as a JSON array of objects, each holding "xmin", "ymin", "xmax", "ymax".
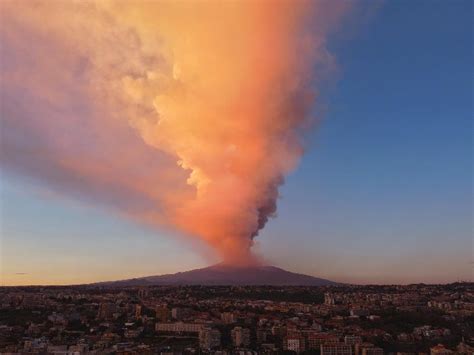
[{"xmin": 93, "ymin": 264, "xmax": 339, "ymax": 286}]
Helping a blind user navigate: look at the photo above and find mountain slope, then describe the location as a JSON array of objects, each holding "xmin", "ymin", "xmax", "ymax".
[{"xmin": 94, "ymin": 264, "xmax": 338, "ymax": 286}]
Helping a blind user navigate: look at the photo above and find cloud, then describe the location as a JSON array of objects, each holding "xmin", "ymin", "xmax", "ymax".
[{"xmin": 1, "ymin": 0, "xmax": 350, "ymax": 264}]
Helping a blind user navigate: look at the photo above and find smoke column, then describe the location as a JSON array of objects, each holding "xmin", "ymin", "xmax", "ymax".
[{"xmin": 1, "ymin": 1, "xmax": 349, "ymax": 264}]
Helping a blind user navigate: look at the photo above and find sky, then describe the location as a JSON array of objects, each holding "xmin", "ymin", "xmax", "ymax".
[{"xmin": 1, "ymin": 0, "xmax": 472, "ymax": 286}]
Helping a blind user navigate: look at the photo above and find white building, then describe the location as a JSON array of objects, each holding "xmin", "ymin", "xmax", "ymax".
[
  {"xmin": 155, "ymin": 322, "xmax": 204, "ymax": 334},
  {"xmin": 285, "ymin": 337, "xmax": 305, "ymax": 353}
]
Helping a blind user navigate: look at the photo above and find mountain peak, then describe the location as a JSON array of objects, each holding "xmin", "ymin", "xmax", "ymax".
[{"xmin": 94, "ymin": 264, "xmax": 338, "ymax": 286}]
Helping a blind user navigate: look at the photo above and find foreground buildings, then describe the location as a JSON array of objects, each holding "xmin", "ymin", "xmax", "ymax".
[{"xmin": 0, "ymin": 283, "xmax": 472, "ymax": 354}]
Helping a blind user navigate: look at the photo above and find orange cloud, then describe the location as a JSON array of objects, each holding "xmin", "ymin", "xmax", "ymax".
[{"xmin": 1, "ymin": 0, "xmax": 350, "ymax": 264}]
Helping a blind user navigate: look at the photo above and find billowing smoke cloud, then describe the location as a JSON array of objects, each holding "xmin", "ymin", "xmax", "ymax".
[{"xmin": 0, "ymin": 1, "xmax": 349, "ymax": 264}]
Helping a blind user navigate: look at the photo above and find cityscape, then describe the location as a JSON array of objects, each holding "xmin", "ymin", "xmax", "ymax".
[
  {"xmin": 0, "ymin": 283, "xmax": 472, "ymax": 354},
  {"xmin": 0, "ymin": 1, "xmax": 472, "ymax": 355}
]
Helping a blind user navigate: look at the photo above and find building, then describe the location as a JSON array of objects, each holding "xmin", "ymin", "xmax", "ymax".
[
  {"xmin": 307, "ymin": 333, "xmax": 340, "ymax": 350},
  {"xmin": 156, "ymin": 322, "xmax": 204, "ymax": 334},
  {"xmin": 362, "ymin": 347, "xmax": 383, "ymax": 355},
  {"xmin": 221, "ymin": 312, "xmax": 236, "ymax": 324},
  {"xmin": 155, "ymin": 306, "xmax": 170, "ymax": 322},
  {"xmin": 350, "ymin": 309, "xmax": 369, "ymax": 317},
  {"xmin": 355, "ymin": 343, "xmax": 379, "ymax": 355},
  {"xmin": 344, "ymin": 336, "xmax": 362, "ymax": 346},
  {"xmin": 199, "ymin": 328, "xmax": 221, "ymax": 350},
  {"xmin": 284, "ymin": 336, "xmax": 306, "ymax": 353},
  {"xmin": 137, "ymin": 288, "xmax": 149, "ymax": 298},
  {"xmin": 430, "ymin": 344, "xmax": 453, "ymax": 355},
  {"xmin": 47, "ymin": 313, "xmax": 67, "ymax": 326},
  {"xmin": 47, "ymin": 345, "xmax": 67, "ymax": 354},
  {"xmin": 134, "ymin": 304, "xmax": 142, "ymax": 319},
  {"xmin": 325, "ymin": 293, "xmax": 336, "ymax": 305},
  {"xmin": 171, "ymin": 307, "xmax": 190, "ymax": 320},
  {"xmin": 97, "ymin": 303, "xmax": 115, "ymax": 320},
  {"xmin": 171, "ymin": 307, "xmax": 181, "ymax": 319},
  {"xmin": 256, "ymin": 329, "xmax": 270, "ymax": 344},
  {"xmin": 321, "ymin": 343, "xmax": 352, "ymax": 355},
  {"xmin": 231, "ymin": 326, "xmax": 251, "ymax": 348},
  {"xmin": 457, "ymin": 340, "xmax": 474, "ymax": 354}
]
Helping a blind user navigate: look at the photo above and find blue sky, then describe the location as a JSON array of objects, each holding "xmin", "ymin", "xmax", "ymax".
[{"xmin": 1, "ymin": 0, "xmax": 472, "ymax": 285}]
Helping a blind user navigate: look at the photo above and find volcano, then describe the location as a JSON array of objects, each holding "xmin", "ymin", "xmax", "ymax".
[{"xmin": 93, "ymin": 264, "xmax": 338, "ymax": 286}]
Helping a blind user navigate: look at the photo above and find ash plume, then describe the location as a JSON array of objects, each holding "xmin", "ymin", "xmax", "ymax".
[{"xmin": 0, "ymin": 1, "xmax": 351, "ymax": 264}]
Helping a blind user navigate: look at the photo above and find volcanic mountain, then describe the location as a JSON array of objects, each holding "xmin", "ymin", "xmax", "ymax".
[{"xmin": 93, "ymin": 264, "xmax": 338, "ymax": 286}]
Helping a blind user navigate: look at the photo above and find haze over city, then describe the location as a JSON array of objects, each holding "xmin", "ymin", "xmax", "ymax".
[{"xmin": 0, "ymin": 0, "xmax": 472, "ymax": 287}]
